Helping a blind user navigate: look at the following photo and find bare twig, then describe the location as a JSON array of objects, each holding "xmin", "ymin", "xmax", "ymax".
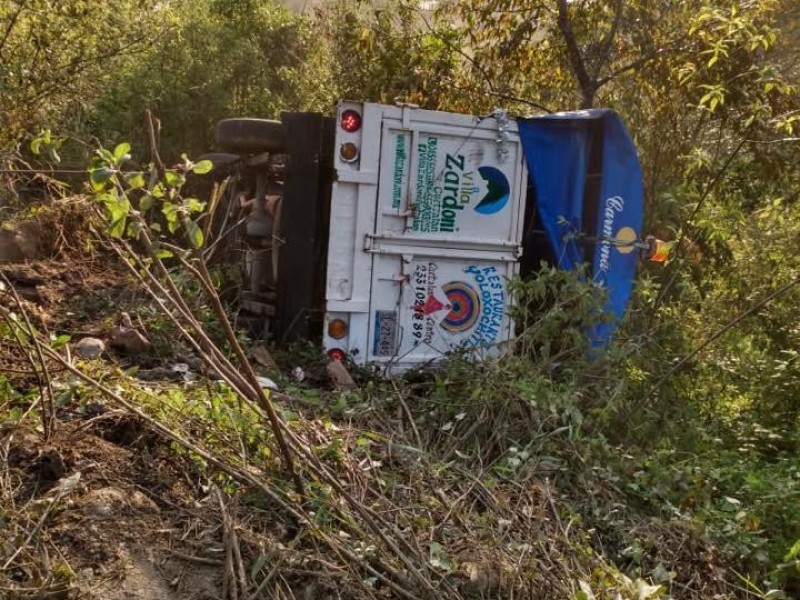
[
  {"xmin": 0, "ymin": 0, "xmax": 28, "ymax": 59},
  {"xmin": 145, "ymin": 110, "xmax": 166, "ymax": 177},
  {"xmin": 136, "ymin": 118, "xmax": 302, "ymax": 497},
  {"xmin": 167, "ymin": 550, "xmax": 224, "ymax": 566},
  {"xmin": 651, "ymin": 138, "xmax": 747, "ymax": 312},
  {"xmin": 391, "ymin": 379, "xmax": 422, "ymax": 449},
  {"xmin": 648, "ymin": 272, "xmax": 800, "ymax": 397},
  {"xmin": 0, "ymin": 272, "xmax": 54, "ymax": 438},
  {"xmin": 30, "ymin": 343, "xmax": 422, "ymax": 599}
]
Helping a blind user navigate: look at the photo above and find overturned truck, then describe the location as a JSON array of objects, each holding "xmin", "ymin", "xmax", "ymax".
[{"xmin": 199, "ymin": 102, "xmax": 646, "ymax": 373}]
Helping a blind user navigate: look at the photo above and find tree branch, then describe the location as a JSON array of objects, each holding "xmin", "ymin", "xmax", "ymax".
[
  {"xmin": 0, "ymin": 0, "xmax": 28, "ymax": 60},
  {"xmin": 647, "ymin": 272, "xmax": 800, "ymax": 398},
  {"xmin": 592, "ymin": 0, "xmax": 624, "ymax": 82},
  {"xmin": 557, "ymin": 0, "xmax": 595, "ymax": 108}
]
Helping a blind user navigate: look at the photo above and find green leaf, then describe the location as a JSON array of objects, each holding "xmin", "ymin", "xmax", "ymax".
[
  {"xmin": 30, "ymin": 138, "xmax": 42, "ymax": 156},
  {"xmin": 109, "ymin": 217, "xmax": 127, "ymax": 238},
  {"xmin": 192, "ymin": 160, "xmax": 213, "ymax": 175},
  {"xmin": 126, "ymin": 220, "xmax": 142, "ymax": 238},
  {"xmin": 185, "ymin": 219, "xmax": 204, "ymax": 249},
  {"xmin": 97, "ymin": 148, "xmax": 115, "ymax": 163},
  {"xmin": 124, "ymin": 171, "xmax": 146, "ymax": 189},
  {"xmin": 162, "ymin": 202, "xmax": 179, "ymax": 222},
  {"xmin": 139, "ymin": 195, "xmax": 153, "ymax": 211},
  {"xmin": 786, "ymin": 539, "xmax": 800, "ymax": 561},
  {"xmin": 154, "ymin": 248, "xmax": 174, "ymax": 260},
  {"xmin": 151, "ymin": 183, "xmax": 166, "ymax": 199},
  {"xmin": 98, "ymin": 191, "xmax": 130, "ymax": 223},
  {"xmin": 164, "ymin": 171, "xmax": 184, "ymax": 188},
  {"xmin": 185, "ymin": 198, "xmax": 206, "ymax": 213},
  {"xmin": 50, "ymin": 334, "xmax": 71, "ymax": 349},
  {"xmin": 89, "ymin": 167, "xmax": 115, "ymax": 190},
  {"xmin": 699, "ymin": 90, "xmax": 715, "ymax": 106},
  {"xmin": 250, "ymin": 554, "xmax": 269, "ymax": 582},
  {"xmin": 113, "ymin": 142, "xmax": 131, "ymax": 164}
]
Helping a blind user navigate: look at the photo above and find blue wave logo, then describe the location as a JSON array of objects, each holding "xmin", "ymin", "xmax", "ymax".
[{"xmin": 474, "ymin": 166, "xmax": 511, "ymax": 215}]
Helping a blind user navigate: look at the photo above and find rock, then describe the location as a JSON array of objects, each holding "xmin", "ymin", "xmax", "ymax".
[
  {"xmin": 170, "ymin": 363, "xmax": 197, "ymax": 382},
  {"xmin": 255, "ymin": 375, "xmax": 279, "ymax": 391},
  {"xmin": 82, "ymin": 487, "xmax": 127, "ymax": 517},
  {"xmin": 0, "ymin": 221, "xmax": 46, "ymax": 263},
  {"xmin": 251, "ymin": 345, "xmax": 278, "ymax": 370},
  {"xmin": 326, "ymin": 359, "xmax": 356, "ymax": 391},
  {"xmin": 108, "ymin": 326, "xmax": 152, "ymax": 355},
  {"xmin": 136, "ymin": 364, "xmax": 195, "ymax": 382},
  {"xmin": 130, "ymin": 490, "xmax": 159, "ymax": 512},
  {"xmin": 75, "ymin": 337, "xmax": 105, "ymax": 359}
]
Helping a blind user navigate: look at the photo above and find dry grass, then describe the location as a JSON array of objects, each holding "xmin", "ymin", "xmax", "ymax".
[{"xmin": 0, "ymin": 197, "xmax": 758, "ymax": 599}]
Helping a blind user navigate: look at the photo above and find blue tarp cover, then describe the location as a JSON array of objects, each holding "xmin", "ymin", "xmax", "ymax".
[{"xmin": 518, "ymin": 110, "xmax": 644, "ymax": 344}]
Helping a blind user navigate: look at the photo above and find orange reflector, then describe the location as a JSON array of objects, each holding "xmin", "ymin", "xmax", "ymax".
[
  {"xmin": 327, "ymin": 318, "xmax": 348, "ymax": 340},
  {"xmin": 327, "ymin": 348, "xmax": 347, "ymax": 362},
  {"xmin": 645, "ymin": 236, "xmax": 672, "ymax": 263},
  {"xmin": 339, "ymin": 142, "xmax": 359, "ymax": 162}
]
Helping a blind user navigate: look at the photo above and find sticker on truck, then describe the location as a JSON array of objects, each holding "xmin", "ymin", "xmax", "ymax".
[
  {"xmin": 374, "ymin": 259, "xmax": 510, "ymax": 361},
  {"xmin": 408, "ymin": 262, "xmax": 506, "ymax": 349},
  {"xmin": 405, "ymin": 135, "xmax": 513, "ymax": 234}
]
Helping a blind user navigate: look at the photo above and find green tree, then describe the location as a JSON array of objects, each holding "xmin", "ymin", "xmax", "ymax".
[
  {"xmin": 0, "ymin": 0, "xmax": 170, "ymax": 148},
  {"xmin": 312, "ymin": 0, "xmax": 459, "ymax": 109},
  {"xmin": 91, "ymin": 0, "xmax": 334, "ymax": 159}
]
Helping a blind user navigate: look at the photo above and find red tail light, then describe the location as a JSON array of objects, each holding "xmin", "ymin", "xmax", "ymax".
[
  {"xmin": 327, "ymin": 348, "xmax": 347, "ymax": 362},
  {"xmin": 340, "ymin": 109, "xmax": 362, "ymax": 133}
]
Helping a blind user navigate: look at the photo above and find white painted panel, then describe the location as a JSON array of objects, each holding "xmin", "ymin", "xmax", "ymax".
[{"xmin": 324, "ymin": 102, "xmax": 527, "ymax": 370}]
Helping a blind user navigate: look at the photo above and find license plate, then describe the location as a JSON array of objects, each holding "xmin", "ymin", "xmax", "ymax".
[{"xmin": 373, "ymin": 311, "xmax": 398, "ymax": 357}]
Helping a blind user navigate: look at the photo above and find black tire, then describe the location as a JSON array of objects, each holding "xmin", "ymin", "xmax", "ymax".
[
  {"xmin": 196, "ymin": 152, "xmax": 241, "ymax": 177},
  {"xmin": 215, "ymin": 118, "xmax": 286, "ymax": 154}
]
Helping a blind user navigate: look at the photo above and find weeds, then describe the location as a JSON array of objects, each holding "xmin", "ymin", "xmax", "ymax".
[{"xmin": 1, "ymin": 147, "xmax": 797, "ymax": 598}]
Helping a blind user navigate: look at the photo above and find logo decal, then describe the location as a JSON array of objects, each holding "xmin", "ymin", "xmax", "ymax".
[
  {"xmin": 409, "ymin": 136, "xmax": 514, "ymax": 232},
  {"xmin": 421, "ymin": 294, "xmax": 445, "ymax": 315},
  {"xmin": 614, "ymin": 226, "xmax": 638, "ymax": 255},
  {"xmin": 408, "ymin": 262, "xmax": 508, "ymax": 350},
  {"xmin": 596, "ymin": 195, "xmax": 625, "ymax": 281},
  {"xmin": 440, "ymin": 281, "xmax": 481, "ymax": 333},
  {"xmin": 474, "ymin": 166, "xmax": 511, "ymax": 215}
]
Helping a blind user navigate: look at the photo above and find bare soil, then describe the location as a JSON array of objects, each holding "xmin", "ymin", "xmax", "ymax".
[{"xmin": 3, "ymin": 417, "xmax": 225, "ymax": 600}]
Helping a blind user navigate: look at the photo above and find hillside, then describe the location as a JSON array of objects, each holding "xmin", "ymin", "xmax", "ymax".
[{"xmin": 1, "ymin": 0, "xmax": 799, "ymax": 599}]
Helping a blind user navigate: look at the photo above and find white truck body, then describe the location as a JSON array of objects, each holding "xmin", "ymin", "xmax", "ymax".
[{"xmin": 322, "ymin": 102, "xmax": 529, "ymax": 373}]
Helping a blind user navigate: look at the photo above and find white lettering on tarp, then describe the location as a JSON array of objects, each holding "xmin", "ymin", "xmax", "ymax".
[{"xmin": 595, "ymin": 195, "xmax": 624, "ymax": 283}]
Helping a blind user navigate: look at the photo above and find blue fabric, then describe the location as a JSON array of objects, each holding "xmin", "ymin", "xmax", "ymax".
[{"xmin": 518, "ymin": 110, "xmax": 644, "ymax": 345}]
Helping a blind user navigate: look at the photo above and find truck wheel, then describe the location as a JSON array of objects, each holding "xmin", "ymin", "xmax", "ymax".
[
  {"xmin": 196, "ymin": 152, "xmax": 241, "ymax": 177},
  {"xmin": 215, "ymin": 119, "xmax": 286, "ymax": 154}
]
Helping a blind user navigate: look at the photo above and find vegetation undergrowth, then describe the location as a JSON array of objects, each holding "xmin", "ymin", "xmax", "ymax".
[{"xmin": 2, "ymin": 0, "xmax": 799, "ymax": 598}]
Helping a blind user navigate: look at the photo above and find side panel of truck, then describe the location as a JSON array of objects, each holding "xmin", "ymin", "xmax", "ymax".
[{"xmin": 323, "ymin": 102, "xmax": 528, "ymax": 372}]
